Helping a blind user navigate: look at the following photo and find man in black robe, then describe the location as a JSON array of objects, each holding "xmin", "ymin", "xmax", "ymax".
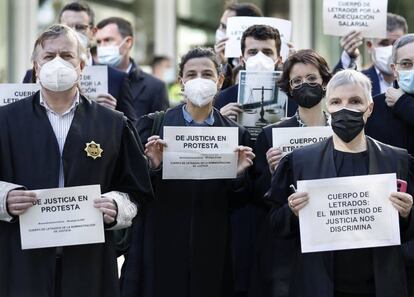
[{"xmin": 0, "ymin": 24, "xmax": 153, "ymax": 297}]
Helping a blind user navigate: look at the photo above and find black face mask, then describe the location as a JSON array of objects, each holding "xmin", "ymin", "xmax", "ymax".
[
  {"xmin": 291, "ymin": 83, "xmax": 325, "ymax": 109},
  {"xmin": 331, "ymin": 108, "xmax": 366, "ymax": 143}
]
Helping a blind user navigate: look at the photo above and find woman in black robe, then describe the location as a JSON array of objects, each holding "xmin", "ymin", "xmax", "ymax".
[
  {"xmin": 121, "ymin": 47, "xmax": 255, "ymax": 297},
  {"xmin": 250, "ymin": 49, "xmax": 332, "ymax": 297},
  {"xmin": 268, "ymin": 69, "xmax": 414, "ymax": 297}
]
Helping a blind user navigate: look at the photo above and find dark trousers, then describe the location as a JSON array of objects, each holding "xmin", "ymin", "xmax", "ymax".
[
  {"xmin": 334, "ymin": 292, "xmax": 375, "ymax": 297},
  {"xmin": 55, "ymin": 257, "xmax": 62, "ymax": 297}
]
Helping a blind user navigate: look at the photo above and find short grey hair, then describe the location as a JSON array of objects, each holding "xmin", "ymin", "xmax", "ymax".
[
  {"xmin": 326, "ymin": 69, "xmax": 373, "ymax": 103},
  {"xmin": 31, "ymin": 24, "xmax": 87, "ymax": 63},
  {"xmin": 391, "ymin": 33, "xmax": 414, "ymax": 64}
]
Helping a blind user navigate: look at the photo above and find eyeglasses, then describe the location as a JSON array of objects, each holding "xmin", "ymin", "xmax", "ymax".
[
  {"xmin": 395, "ymin": 59, "xmax": 414, "ymax": 70},
  {"xmin": 289, "ymin": 74, "xmax": 321, "ymax": 89}
]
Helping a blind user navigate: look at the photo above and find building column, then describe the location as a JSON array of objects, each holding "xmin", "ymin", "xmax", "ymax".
[
  {"xmin": 289, "ymin": 0, "xmax": 312, "ymax": 50},
  {"xmin": 8, "ymin": 0, "xmax": 38, "ymax": 83},
  {"xmin": 154, "ymin": 0, "xmax": 176, "ymax": 62}
]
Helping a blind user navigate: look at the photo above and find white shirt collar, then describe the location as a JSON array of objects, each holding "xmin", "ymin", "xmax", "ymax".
[
  {"xmin": 39, "ymin": 89, "xmax": 80, "ymax": 116},
  {"xmin": 126, "ymin": 62, "xmax": 133, "ymax": 73}
]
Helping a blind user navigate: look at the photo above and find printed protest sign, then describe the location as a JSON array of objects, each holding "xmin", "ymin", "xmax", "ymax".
[
  {"xmin": 272, "ymin": 126, "xmax": 333, "ymax": 156},
  {"xmin": 323, "ymin": 0, "xmax": 388, "ymax": 38},
  {"xmin": 225, "ymin": 17, "xmax": 292, "ymax": 61},
  {"xmin": 298, "ymin": 173, "xmax": 400, "ymax": 253},
  {"xmin": 163, "ymin": 126, "xmax": 238, "ymax": 179},
  {"xmin": 0, "ymin": 83, "xmax": 40, "ymax": 106},
  {"xmin": 79, "ymin": 66, "xmax": 108, "ymax": 99},
  {"xmin": 19, "ymin": 185, "xmax": 104, "ymax": 249}
]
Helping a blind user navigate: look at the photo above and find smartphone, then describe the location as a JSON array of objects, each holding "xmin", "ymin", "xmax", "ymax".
[{"xmin": 397, "ymin": 179, "xmax": 407, "ymax": 193}]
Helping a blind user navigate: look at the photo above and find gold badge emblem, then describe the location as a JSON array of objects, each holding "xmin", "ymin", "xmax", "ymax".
[{"xmin": 84, "ymin": 141, "xmax": 103, "ymax": 159}]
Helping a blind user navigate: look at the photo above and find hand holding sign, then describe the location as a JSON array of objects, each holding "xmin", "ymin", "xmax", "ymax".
[
  {"xmin": 235, "ymin": 145, "xmax": 255, "ymax": 176},
  {"xmin": 220, "ymin": 102, "xmax": 243, "ymax": 120},
  {"xmin": 145, "ymin": 135, "xmax": 167, "ymax": 169},
  {"xmin": 96, "ymin": 93, "xmax": 117, "ymax": 110},
  {"xmin": 7, "ymin": 190, "xmax": 37, "ymax": 216},
  {"xmin": 214, "ymin": 36, "xmax": 229, "ymax": 65},
  {"xmin": 94, "ymin": 197, "xmax": 118, "ymax": 224},
  {"xmin": 340, "ymin": 30, "xmax": 363, "ymax": 59},
  {"xmin": 389, "ymin": 191, "xmax": 413, "ymax": 218},
  {"xmin": 288, "ymin": 191, "xmax": 309, "ymax": 217},
  {"xmin": 266, "ymin": 147, "xmax": 283, "ymax": 174}
]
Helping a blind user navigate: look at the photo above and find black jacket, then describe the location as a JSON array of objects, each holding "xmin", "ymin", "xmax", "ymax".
[
  {"xmin": 365, "ymin": 92, "xmax": 414, "ymax": 155},
  {"xmin": 121, "ymin": 104, "xmax": 252, "ymax": 297},
  {"xmin": 128, "ymin": 59, "xmax": 169, "ymax": 122},
  {"xmin": 268, "ymin": 136, "xmax": 414, "ymax": 297},
  {"xmin": 0, "ymin": 92, "xmax": 153, "ymax": 297}
]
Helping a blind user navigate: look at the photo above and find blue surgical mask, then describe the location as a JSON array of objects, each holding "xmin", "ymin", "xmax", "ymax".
[
  {"xmin": 398, "ymin": 69, "xmax": 414, "ymax": 94},
  {"xmin": 163, "ymin": 67, "xmax": 176, "ymax": 84},
  {"xmin": 97, "ymin": 39, "xmax": 127, "ymax": 67}
]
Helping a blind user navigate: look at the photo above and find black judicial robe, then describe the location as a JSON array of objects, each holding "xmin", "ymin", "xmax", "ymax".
[
  {"xmin": 0, "ymin": 92, "xmax": 153, "ymax": 297},
  {"xmin": 249, "ymin": 116, "xmax": 300, "ymax": 297},
  {"xmin": 268, "ymin": 136, "xmax": 414, "ymax": 297},
  {"xmin": 121, "ymin": 104, "xmax": 252, "ymax": 297}
]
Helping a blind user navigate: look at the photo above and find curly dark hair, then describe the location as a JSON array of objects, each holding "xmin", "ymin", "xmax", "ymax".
[
  {"xmin": 178, "ymin": 47, "xmax": 221, "ymax": 78},
  {"xmin": 277, "ymin": 49, "xmax": 332, "ymax": 94},
  {"xmin": 241, "ymin": 25, "xmax": 281, "ymax": 56}
]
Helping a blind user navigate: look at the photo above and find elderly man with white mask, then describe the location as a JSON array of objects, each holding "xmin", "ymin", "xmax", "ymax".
[{"xmin": 0, "ymin": 24, "xmax": 153, "ymax": 297}]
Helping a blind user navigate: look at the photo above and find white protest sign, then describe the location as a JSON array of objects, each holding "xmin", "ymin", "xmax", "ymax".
[
  {"xmin": 19, "ymin": 185, "xmax": 105, "ymax": 249},
  {"xmin": 163, "ymin": 126, "xmax": 238, "ymax": 179},
  {"xmin": 323, "ymin": 0, "xmax": 388, "ymax": 38},
  {"xmin": 225, "ymin": 17, "xmax": 292, "ymax": 61},
  {"xmin": 298, "ymin": 173, "xmax": 400, "ymax": 253},
  {"xmin": 272, "ymin": 126, "xmax": 333, "ymax": 156},
  {"xmin": 0, "ymin": 83, "xmax": 40, "ymax": 106},
  {"xmin": 79, "ymin": 66, "xmax": 108, "ymax": 99}
]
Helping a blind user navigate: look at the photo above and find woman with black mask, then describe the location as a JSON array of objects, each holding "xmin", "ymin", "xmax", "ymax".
[
  {"xmin": 249, "ymin": 49, "xmax": 332, "ymax": 297},
  {"xmin": 267, "ymin": 69, "xmax": 414, "ymax": 297}
]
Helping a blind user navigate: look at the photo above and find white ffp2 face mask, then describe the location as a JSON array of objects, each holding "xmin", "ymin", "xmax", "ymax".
[
  {"xmin": 38, "ymin": 56, "xmax": 79, "ymax": 92},
  {"xmin": 245, "ymin": 51, "xmax": 275, "ymax": 72},
  {"xmin": 372, "ymin": 45, "xmax": 393, "ymax": 75},
  {"xmin": 183, "ymin": 78, "xmax": 218, "ymax": 107}
]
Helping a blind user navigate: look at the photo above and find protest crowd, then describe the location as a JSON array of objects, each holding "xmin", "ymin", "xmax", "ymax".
[{"xmin": 1, "ymin": 1, "xmax": 414, "ymax": 297}]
